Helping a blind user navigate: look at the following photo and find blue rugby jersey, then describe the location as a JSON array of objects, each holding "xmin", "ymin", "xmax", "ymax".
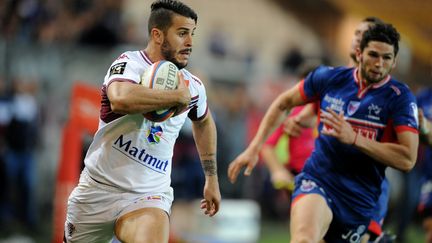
[{"xmin": 299, "ymin": 65, "xmax": 418, "ymax": 216}]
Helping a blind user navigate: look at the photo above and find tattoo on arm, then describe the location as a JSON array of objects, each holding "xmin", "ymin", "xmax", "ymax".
[
  {"xmin": 201, "ymin": 159, "xmax": 217, "ymax": 176},
  {"xmin": 200, "ymin": 152, "xmax": 215, "ymax": 157}
]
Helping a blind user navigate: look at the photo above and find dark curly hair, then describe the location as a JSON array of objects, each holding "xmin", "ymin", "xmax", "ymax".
[
  {"xmin": 360, "ymin": 23, "xmax": 400, "ymax": 56},
  {"xmin": 148, "ymin": 0, "xmax": 197, "ymax": 35}
]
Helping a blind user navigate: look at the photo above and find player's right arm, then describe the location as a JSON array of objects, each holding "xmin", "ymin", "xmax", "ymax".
[
  {"xmin": 107, "ymin": 72, "xmax": 190, "ymax": 114},
  {"xmin": 228, "ymin": 82, "xmax": 307, "ymax": 183}
]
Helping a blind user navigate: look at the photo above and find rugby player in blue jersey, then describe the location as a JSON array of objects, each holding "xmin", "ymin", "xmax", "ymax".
[
  {"xmin": 283, "ymin": 17, "xmax": 395, "ymax": 243},
  {"xmin": 228, "ymin": 23, "xmax": 419, "ymax": 242}
]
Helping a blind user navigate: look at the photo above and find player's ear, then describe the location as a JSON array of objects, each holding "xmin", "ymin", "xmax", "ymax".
[
  {"xmin": 150, "ymin": 28, "xmax": 164, "ymax": 45},
  {"xmin": 355, "ymin": 47, "xmax": 362, "ymax": 63}
]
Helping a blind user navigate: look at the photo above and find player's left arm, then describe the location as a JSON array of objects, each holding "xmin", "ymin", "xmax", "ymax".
[
  {"xmin": 321, "ymin": 108, "xmax": 418, "ymax": 172},
  {"xmin": 355, "ymin": 129, "xmax": 418, "ymax": 172},
  {"xmin": 192, "ymin": 111, "xmax": 221, "ymax": 217}
]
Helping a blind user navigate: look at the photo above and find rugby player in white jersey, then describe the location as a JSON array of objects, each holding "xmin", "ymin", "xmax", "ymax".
[{"xmin": 64, "ymin": 1, "xmax": 221, "ymax": 242}]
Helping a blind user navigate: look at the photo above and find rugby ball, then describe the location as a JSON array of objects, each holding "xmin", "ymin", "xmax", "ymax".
[{"xmin": 141, "ymin": 60, "xmax": 179, "ymax": 122}]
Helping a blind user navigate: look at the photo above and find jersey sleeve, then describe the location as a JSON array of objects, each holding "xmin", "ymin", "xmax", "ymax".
[
  {"xmin": 391, "ymin": 88, "xmax": 419, "ymax": 133},
  {"xmin": 300, "ymin": 66, "xmax": 333, "ymax": 102},
  {"xmin": 104, "ymin": 52, "xmax": 142, "ymax": 86},
  {"xmin": 185, "ymin": 73, "xmax": 208, "ymax": 121}
]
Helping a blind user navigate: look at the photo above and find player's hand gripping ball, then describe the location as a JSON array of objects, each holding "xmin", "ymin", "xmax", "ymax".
[{"xmin": 141, "ymin": 60, "xmax": 179, "ymax": 122}]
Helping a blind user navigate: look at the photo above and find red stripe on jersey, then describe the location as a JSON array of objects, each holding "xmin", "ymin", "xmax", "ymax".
[
  {"xmin": 291, "ymin": 193, "xmax": 306, "ymax": 207},
  {"xmin": 190, "ymin": 74, "xmax": 202, "ymax": 85},
  {"xmin": 107, "ymin": 78, "xmax": 137, "ymax": 87},
  {"xmin": 353, "ymin": 68, "xmax": 359, "ymax": 86},
  {"xmin": 100, "ymin": 84, "xmax": 127, "ymax": 123},
  {"xmin": 395, "ymin": 125, "xmax": 419, "ymax": 134},
  {"xmin": 346, "ymin": 118, "xmax": 385, "ymax": 129},
  {"xmin": 371, "ymin": 75, "xmax": 391, "ymax": 89},
  {"xmin": 299, "ymin": 80, "xmax": 308, "ymax": 102},
  {"xmin": 368, "ymin": 220, "xmax": 383, "ymax": 237},
  {"xmin": 380, "ymin": 119, "xmax": 396, "ymax": 143},
  {"xmin": 189, "ymin": 105, "xmax": 208, "ymax": 121},
  {"xmin": 316, "ymin": 101, "xmax": 321, "ymax": 125},
  {"xmin": 140, "ymin": 50, "xmax": 153, "ymax": 65}
]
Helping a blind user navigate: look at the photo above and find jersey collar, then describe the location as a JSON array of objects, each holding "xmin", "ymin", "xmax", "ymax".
[
  {"xmin": 353, "ymin": 68, "xmax": 391, "ymax": 98},
  {"xmin": 140, "ymin": 50, "xmax": 153, "ymax": 65}
]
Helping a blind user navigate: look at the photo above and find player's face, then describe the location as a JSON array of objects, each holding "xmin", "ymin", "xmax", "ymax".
[
  {"xmin": 424, "ymin": 217, "xmax": 432, "ymax": 243},
  {"xmin": 358, "ymin": 41, "xmax": 396, "ymax": 84},
  {"xmin": 161, "ymin": 15, "xmax": 196, "ymax": 69},
  {"xmin": 350, "ymin": 22, "xmax": 372, "ymax": 63}
]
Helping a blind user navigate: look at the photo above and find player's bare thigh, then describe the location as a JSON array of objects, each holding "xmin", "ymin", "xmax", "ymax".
[
  {"xmin": 290, "ymin": 193, "xmax": 332, "ymax": 243},
  {"xmin": 115, "ymin": 207, "xmax": 169, "ymax": 243}
]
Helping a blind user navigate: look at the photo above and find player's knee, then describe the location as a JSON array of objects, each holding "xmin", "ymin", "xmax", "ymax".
[
  {"xmin": 115, "ymin": 208, "xmax": 169, "ymax": 243},
  {"xmin": 114, "ymin": 218, "xmax": 132, "ymax": 242},
  {"xmin": 291, "ymin": 226, "xmax": 322, "ymax": 243},
  {"xmin": 290, "ymin": 235, "xmax": 319, "ymax": 243}
]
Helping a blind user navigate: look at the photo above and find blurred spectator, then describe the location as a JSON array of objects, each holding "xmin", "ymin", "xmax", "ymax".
[
  {"xmin": 171, "ymin": 120, "xmax": 205, "ymax": 200},
  {"xmin": 2, "ymin": 79, "xmax": 39, "ymax": 231},
  {"xmin": 0, "ymin": 78, "xmax": 12, "ymax": 232},
  {"xmin": 281, "ymin": 47, "xmax": 304, "ymax": 74},
  {"xmin": 213, "ymin": 82, "xmax": 250, "ymax": 198},
  {"xmin": 207, "ymin": 24, "xmax": 229, "ymax": 58},
  {"xmin": 0, "ymin": 0, "xmax": 126, "ymax": 46},
  {"xmin": 76, "ymin": 0, "xmax": 124, "ymax": 47}
]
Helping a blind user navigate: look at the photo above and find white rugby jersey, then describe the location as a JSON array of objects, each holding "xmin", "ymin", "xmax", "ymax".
[{"xmin": 84, "ymin": 50, "xmax": 208, "ymax": 194}]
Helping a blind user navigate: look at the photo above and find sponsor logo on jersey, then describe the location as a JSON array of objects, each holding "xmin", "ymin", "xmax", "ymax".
[
  {"xmin": 116, "ymin": 54, "xmax": 129, "ymax": 60},
  {"xmin": 410, "ymin": 102, "xmax": 419, "ymax": 127},
  {"xmin": 147, "ymin": 125, "xmax": 163, "ymax": 144},
  {"xmin": 347, "ymin": 101, "xmax": 361, "ymax": 116},
  {"xmin": 323, "ymin": 94, "xmax": 345, "ymax": 113},
  {"xmin": 341, "ymin": 225, "xmax": 366, "ymax": 243},
  {"xmin": 352, "ymin": 125, "xmax": 378, "ymax": 140},
  {"xmin": 113, "ymin": 135, "xmax": 169, "ymax": 174},
  {"xmin": 146, "ymin": 195, "xmax": 162, "ymax": 201},
  {"xmin": 300, "ymin": 179, "xmax": 317, "ymax": 192},
  {"xmin": 367, "ymin": 103, "xmax": 382, "ymax": 121},
  {"xmin": 109, "ymin": 62, "xmax": 127, "ymax": 76}
]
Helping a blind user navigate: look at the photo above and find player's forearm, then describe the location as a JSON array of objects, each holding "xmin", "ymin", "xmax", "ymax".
[
  {"xmin": 108, "ymin": 82, "xmax": 187, "ymax": 114},
  {"xmin": 192, "ymin": 112, "xmax": 218, "ymax": 177},
  {"xmin": 354, "ymin": 133, "xmax": 418, "ymax": 172}
]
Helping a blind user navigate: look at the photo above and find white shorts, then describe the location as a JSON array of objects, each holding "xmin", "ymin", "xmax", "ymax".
[{"xmin": 64, "ymin": 168, "xmax": 173, "ymax": 243}]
